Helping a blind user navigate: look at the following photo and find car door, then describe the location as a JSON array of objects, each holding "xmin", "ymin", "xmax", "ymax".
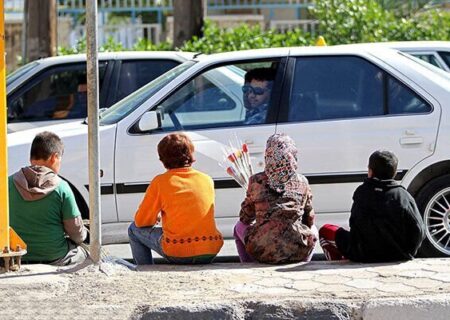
[
  {"xmin": 276, "ymin": 55, "xmax": 440, "ymax": 228},
  {"xmin": 114, "ymin": 58, "xmax": 286, "ymax": 237},
  {"xmin": 7, "ymin": 62, "xmax": 109, "ymax": 133}
]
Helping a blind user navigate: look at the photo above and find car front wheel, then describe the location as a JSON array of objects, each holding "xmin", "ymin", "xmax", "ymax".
[{"xmin": 415, "ymin": 174, "xmax": 450, "ymax": 257}]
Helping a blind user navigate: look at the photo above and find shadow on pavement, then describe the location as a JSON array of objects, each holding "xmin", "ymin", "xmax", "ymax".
[
  {"xmin": 275, "ymin": 259, "xmax": 403, "ymax": 273},
  {"xmin": 135, "ymin": 254, "xmax": 347, "ymax": 272}
]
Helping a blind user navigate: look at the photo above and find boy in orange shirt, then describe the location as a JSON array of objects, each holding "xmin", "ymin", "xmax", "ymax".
[{"xmin": 128, "ymin": 133, "xmax": 223, "ymax": 264}]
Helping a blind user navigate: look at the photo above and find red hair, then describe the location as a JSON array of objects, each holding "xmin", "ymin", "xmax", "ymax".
[{"xmin": 157, "ymin": 133, "xmax": 195, "ymax": 169}]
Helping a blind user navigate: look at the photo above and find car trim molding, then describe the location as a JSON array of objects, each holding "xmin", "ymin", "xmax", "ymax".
[
  {"xmin": 84, "ymin": 184, "xmax": 115, "ymax": 195},
  {"xmin": 91, "ymin": 170, "xmax": 407, "ymax": 195}
]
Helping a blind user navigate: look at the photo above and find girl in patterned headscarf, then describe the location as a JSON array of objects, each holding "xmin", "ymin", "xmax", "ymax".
[
  {"xmin": 265, "ymin": 133, "xmax": 301, "ymax": 195},
  {"xmin": 233, "ymin": 133, "xmax": 317, "ymax": 264}
]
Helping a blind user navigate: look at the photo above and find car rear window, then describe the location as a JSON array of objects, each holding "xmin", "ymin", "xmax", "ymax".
[{"xmin": 115, "ymin": 59, "xmax": 180, "ymax": 102}]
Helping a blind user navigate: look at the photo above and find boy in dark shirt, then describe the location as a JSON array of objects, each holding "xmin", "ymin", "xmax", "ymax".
[{"xmin": 319, "ymin": 150, "xmax": 425, "ymax": 262}]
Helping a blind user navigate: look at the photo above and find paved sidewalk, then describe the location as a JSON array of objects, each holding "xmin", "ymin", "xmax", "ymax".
[{"xmin": 1, "ymin": 258, "xmax": 450, "ymax": 319}]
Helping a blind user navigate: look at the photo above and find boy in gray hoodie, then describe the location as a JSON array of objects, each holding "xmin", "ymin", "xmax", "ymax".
[{"xmin": 9, "ymin": 131, "xmax": 88, "ymax": 265}]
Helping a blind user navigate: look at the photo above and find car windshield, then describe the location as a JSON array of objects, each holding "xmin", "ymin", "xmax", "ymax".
[
  {"xmin": 6, "ymin": 61, "xmax": 39, "ymax": 87},
  {"xmin": 100, "ymin": 61, "xmax": 196, "ymax": 125},
  {"xmin": 401, "ymin": 52, "xmax": 450, "ymax": 82}
]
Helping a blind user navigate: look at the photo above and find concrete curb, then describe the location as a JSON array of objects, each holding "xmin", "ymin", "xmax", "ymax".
[
  {"xmin": 362, "ymin": 296, "xmax": 450, "ymax": 320},
  {"xmin": 130, "ymin": 296, "xmax": 450, "ymax": 320}
]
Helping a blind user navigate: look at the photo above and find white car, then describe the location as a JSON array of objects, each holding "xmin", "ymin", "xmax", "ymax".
[
  {"xmin": 6, "ymin": 51, "xmax": 192, "ymax": 133},
  {"xmin": 8, "ymin": 45, "xmax": 450, "ymax": 257}
]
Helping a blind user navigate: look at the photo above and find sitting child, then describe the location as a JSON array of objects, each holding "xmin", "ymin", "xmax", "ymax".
[
  {"xmin": 234, "ymin": 133, "xmax": 317, "ymax": 264},
  {"xmin": 128, "ymin": 133, "xmax": 223, "ymax": 265},
  {"xmin": 319, "ymin": 150, "xmax": 425, "ymax": 262}
]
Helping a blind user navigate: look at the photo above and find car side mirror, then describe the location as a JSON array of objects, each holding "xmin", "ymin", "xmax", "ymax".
[{"xmin": 138, "ymin": 111, "xmax": 161, "ymax": 132}]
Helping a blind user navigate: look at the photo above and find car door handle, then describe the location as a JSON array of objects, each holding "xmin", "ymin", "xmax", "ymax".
[
  {"xmin": 244, "ymin": 139, "xmax": 265, "ymax": 153},
  {"xmin": 400, "ymin": 136, "xmax": 424, "ymax": 145}
]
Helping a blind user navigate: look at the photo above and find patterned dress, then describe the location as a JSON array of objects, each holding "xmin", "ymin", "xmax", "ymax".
[{"xmin": 239, "ymin": 172, "xmax": 316, "ymax": 264}]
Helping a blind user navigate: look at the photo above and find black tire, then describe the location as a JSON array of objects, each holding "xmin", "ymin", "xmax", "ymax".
[{"xmin": 415, "ymin": 174, "xmax": 450, "ymax": 257}]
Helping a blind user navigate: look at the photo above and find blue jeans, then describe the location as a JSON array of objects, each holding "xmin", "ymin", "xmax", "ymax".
[{"xmin": 128, "ymin": 222, "xmax": 216, "ymax": 265}]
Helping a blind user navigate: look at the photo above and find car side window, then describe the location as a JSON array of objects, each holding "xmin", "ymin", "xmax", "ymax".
[
  {"xmin": 157, "ymin": 60, "xmax": 280, "ymax": 131},
  {"xmin": 7, "ymin": 63, "xmax": 107, "ymax": 122},
  {"xmin": 286, "ymin": 56, "xmax": 431, "ymax": 122},
  {"xmin": 115, "ymin": 59, "xmax": 179, "ymax": 103},
  {"xmin": 411, "ymin": 53, "xmax": 442, "ymax": 69},
  {"xmin": 287, "ymin": 56, "xmax": 384, "ymax": 122},
  {"xmin": 387, "ymin": 76, "xmax": 431, "ymax": 114}
]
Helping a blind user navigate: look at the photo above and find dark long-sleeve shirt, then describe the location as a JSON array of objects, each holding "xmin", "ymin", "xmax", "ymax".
[{"xmin": 336, "ymin": 178, "xmax": 425, "ymax": 262}]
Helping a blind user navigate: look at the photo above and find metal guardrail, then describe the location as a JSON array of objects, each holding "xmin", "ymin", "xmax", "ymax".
[
  {"xmin": 59, "ymin": 0, "xmax": 173, "ymax": 14},
  {"xmin": 56, "ymin": 0, "xmax": 312, "ymax": 14},
  {"xmin": 270, "ymin": 19, "xmax": 318, "ymax": 35},
  {"xmin": 208, "ymin": 0, "xmax": 311, "ymax": 10},
  {"xmin": 5, "ymin": 1, "xmax": 313, "ymax": 19},
  {"xmin": 57, "ymin": 0, "xmax": 311, "ymax": 14}
]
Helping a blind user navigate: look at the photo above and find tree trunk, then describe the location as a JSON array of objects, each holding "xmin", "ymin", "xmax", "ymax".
[
  {"xmin": 23, "ymin": 0, "xmax": 57, "ymax": 63},
  {"xmin": 173, "ymin": 0, "xmax": 204, "ymax": 48}
]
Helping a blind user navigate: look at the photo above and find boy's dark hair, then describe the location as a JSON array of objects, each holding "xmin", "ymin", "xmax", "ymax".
[
  {"xmin": 157, "ymin": 133, "xmax": 195, "ymax": 169},
  {"xmin": 30, "ymin": 131, "xmax": 64, "ymax": 160},
  {"xmin": 245, "ymin": 68, "xmax": 276, "ymax": 84},
  {"xmin": 368, "ymin": 150, "xmax": 398, "ymax": 180}
]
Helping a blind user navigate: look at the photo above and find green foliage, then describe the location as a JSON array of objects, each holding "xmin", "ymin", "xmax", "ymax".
[
  {"xmin": 99, "ymin": 37, "xmax": 125, "ymax": 52},
  {"xmin": 387, "ymin": 9, "xmax": 450, "ymax": 41},
  {"xmin": 58, "ymin": 37, "xmax": 87, "ymax": 55},
  {"xmin": 312, "ymin": 0, "xmax": 450, "ymax": 44},
  {"xmin": 132, "ymin": 38, "xmax": 173, "ymax": 51},
  {"xmin": 181, "ymin": 20, "xmax": 314, "ymax": 54},
  {"xmin": 311, "ymin": 0, "xmax": 397, "ymax": 44},
  {"xmin": 58, "ymin": 37, "xmax": 172, "ymax": 55},
  {"xmin": 58, "ymin": 36, "xmax": 125, "ymax": 54}
]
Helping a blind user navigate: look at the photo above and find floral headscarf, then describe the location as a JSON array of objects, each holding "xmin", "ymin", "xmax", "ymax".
[{"xmin": 264, "ymin": 133, "xmax": 300, "ymax": 194}]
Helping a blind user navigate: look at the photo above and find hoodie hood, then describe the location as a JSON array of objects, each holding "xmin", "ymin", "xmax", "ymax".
[
  {"xmin": 366, "ymin": 177, "xmax": 400, "ymax": 191},
  {"xmin": 13, "ymin": 165, "xmax": 61, "ymax": 201}
]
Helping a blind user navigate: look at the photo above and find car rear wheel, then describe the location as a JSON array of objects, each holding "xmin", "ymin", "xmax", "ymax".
[{"xmin": 415, "ymin": 174, "xmax": 450, "ymax": 257}]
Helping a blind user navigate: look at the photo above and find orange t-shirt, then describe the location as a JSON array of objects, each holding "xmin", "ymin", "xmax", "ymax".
[{"xmin": 134, "ymin": 167, "xmax": 223, "ymax": 258}]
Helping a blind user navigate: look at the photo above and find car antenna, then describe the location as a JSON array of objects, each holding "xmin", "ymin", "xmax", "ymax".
[{"xmin": 193, "ymin": 52, "xmax": 203, "ymax": 58}]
